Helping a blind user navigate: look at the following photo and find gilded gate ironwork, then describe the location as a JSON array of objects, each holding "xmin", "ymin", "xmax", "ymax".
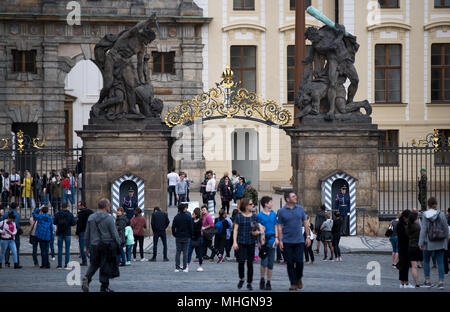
[{"xmin": 164, "ymin": 66, "xmax": 292, "ymax": 127}]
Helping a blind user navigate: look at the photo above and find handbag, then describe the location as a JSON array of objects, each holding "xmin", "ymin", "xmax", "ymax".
[
  {"xmin": 191, "ymin": 238, "xmax": 201, "ymax": 248},
  {"xmin": 203, "ymin": 227, "xmax": 217, "ymax": 240},
  {"xmin": 385, "ymin": 223, "xmax": 394, "ymax": 237}
]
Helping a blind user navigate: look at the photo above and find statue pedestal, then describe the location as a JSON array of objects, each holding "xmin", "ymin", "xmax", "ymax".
[
  {"xmin": 285, "ymin": 124, "xmax": 381, "ymax": 236},
  {"xmin": 77, "ymin": 118, "xmax": 172, "ymax": 212}
]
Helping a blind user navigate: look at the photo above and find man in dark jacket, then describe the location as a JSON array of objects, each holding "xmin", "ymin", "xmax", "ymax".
[
  {"xmin": 150, "ymin": 206, "xmax": 170, "ymax": 261},
  {"xmin": 76, "ymin": 201, "xmax": 93, "ymax": 266},
  {"xmin": 335, "ymin": 186, "xmax": 350, "ymax": 236},
  {"xmin": 82, "ymin": 198, "xmax": 121, "ymax": 292},
  {"xmin": 53, "ymin": 203, "xmax": 76, "ymax": 269},
  {"xmin": 172, "ymin": 203, "xmax": 193, "ymax": 272}
]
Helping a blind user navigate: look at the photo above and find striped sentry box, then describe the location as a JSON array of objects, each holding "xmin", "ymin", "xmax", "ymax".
[
  {"xmin": 111, "ymin": 173, "xmax": 145, "ymax": 217},
  {"xmin": 321, "ymin": 172, "xmax": 357, "ymax": 236}
]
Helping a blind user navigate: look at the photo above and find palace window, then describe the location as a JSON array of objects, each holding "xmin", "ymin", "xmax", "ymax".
[
  {"xmin": 287, "ymin": 45, "xmax": 312, "ymax": 103},
  {"xmin": 434, "ymin": 0, "xmax": 450, "ymax": 8},
  {"xmin": 378, "ymin": 0, "xmax": 399, "ymax": 8},
  {"xmin": 375, "ymin": 44, "xmax": 402, "ymax": 103},
  {"xmin": 230, "ymin": 46, "xmax": 256, "ymax": 92},
  {"xmin": 435, "ymin": 129, "xmax": 450, "ymax": 166},
  {"xmin": 12, "ymin": 50, "xmax": 37, "ymax": 74},
  {"xmin": 152, "ymin": 52, "xmax": 175, "ymax": 74},
  {"xmin": 378, "ymin": 130, "xmax": 399, "ymax": 166},
  {"xmin": 233, "ymin": 0, "xmax": 255, "ymax": 10},
  {"xmin": 431, "ymin": 43, "xmax": 450, "ymax": 102},
  {"xmin": 290, "ymin": 0, "xmax": 312, "ymax": 10}
]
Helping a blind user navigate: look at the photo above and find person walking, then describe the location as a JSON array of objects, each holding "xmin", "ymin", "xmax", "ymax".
[
  {"xmin": 29, "ymin": 214, "xmax": 39, "ymax": 267},
  {"xmin": 210, "ymin": 209, "xmax": 230, "ymax": 263},
  {"xmin": 304, "ymin": 216, "xmax": 315, "ymax": 264},
  {"xmin": 167, "ymin": 168, "xmax": 179, "ymax": 207},
  {"xmin": 201, "ymin": 205, "xmax": 215, "ymax": 259},
  {"xmin": 176, "ymin": 172, "xmax": 188, "ymax": 204},
  {"xmin": 407, "ymin": 211, "xmax": 422, "ymax": 288},
  {"xmin": 418, "ymin": 197, "xmax": 449, "ymax": 289},
  {"xmin": 131, "ymin": 208, "xmax": 147, "ymax": 262},
  {"xmin": 332, "ymin": 211, "xmax": 343, "ymax": 262},
  {"xmin": 32, "ymin": 206, "xmax": 53, "ymax": 268},
  {"xmin": 82, "ymin": 198, "xmax": 121, "ymax": 292},
  {"xmin": 233, "ymin": 198, "xmax": 261, "ymax": 290},
  {"xmin": 150, "ymin": 206, "xmax": 170, "ymax": 261},
  {"xmin": 388, "ymin": 216, "xmax": 400, "ymax": 268},
  {"xmin": 277, "ymin": 191, "xmax": 311, "ymax": 291},
  {"xmin": 257, "ymin": 196, "xmax": 277, "ymax": 290},
  {"xmin": 54, "ymin": 203, "xmax": 76, "ymax": 269},
  {"xmin": 172, "ymin": 203, "xmax": 193, "ymax": 272},
  {"xmin": 314, "ymin": 205, "xmax": 327, "ymax": 255},
  {"xmin": 186, "ymin": 208, "xmax": 204, "ymax": 272},
  {"xmin": 320, "ymin": 212, "xmax": 334, "ymax": 261},
  {"xmin": 1, "ymin": 202, "xmax": 22, "ymax": 267},
  {"xmin": 397, "ymin": 209, "xmax": 413, "ymax": 288},
  {"xmin": 124, "ymin": 220, "xmax": 134, "ymax": 265},
  {"xmin": 76, "ymin": 201, "xmax": 93, "ymax": 266},
  {"xmin": 219, "ymin": 176, "xmax": 233, "ymax": 215},
  {"xmin": 0, "ymin": 211, "xmax": 22, "ymax": 269},
  {"xmin": 115, "ymin": 208, "xmax": 128, "ymax": 266}
]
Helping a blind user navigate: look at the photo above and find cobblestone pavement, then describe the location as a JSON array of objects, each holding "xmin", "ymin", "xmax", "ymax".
[{"xmin": 1, "ymin": 236, "xmax": 448, "ymax": 292}]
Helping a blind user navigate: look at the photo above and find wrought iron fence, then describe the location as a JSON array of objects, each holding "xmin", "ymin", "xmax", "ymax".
[
  {"xmin": 0, "ymin": 141, "xmax": 84, "ymax": 220},
  {"xmin": 378, "ymin": 130, "xmax": 450, "ymax": 218}
]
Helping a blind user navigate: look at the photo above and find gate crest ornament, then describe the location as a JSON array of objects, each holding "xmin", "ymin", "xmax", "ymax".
[
  {"xmin": 411, "ymin": 129, "xmax": 450, "ymax": 152},
  {"xmin": 164, "ymin": 66, "xmax": 292, "ymax": 127}
]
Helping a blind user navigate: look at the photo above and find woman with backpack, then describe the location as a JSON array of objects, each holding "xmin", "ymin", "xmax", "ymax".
[
  {"xmin": 186, "ymin": 208, "xmax": 204, "ymax": 272},
  {"xmin": 210, "ymin": 209, "xmax": 229, "ymax": 263}
]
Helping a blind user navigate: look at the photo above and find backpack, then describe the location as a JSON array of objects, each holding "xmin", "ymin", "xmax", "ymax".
[
  {"xmin": 428, "ymin": 212, "xmax": 447, "ymax": 241},
  {"xmin": 57, "ymin": 212, "xmax": 70, "ymax": 234},
  {"xmin": 385, "ymin": 222, "xmax": 394, "ymax": 237},
  {"xmin": 215, "ymin": 219, "xmax": 224, "ymax": 235}
]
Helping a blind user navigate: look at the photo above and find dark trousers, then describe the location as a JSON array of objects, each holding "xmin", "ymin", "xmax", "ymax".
[
  {"xmin": 277, "ymin": 245, "xmax": 285, "ymax": 261},
  {"xmin": 52, "ymin": 197, "xmax": 62, "ymax": 213},
  {"xmin": 212, "ymin": 235, "xmax": 226, "ymax": 258},
  {"xmin": 175, "ymin": 238, "xmax": 190, "ymax": 270},
  {"xmin": 304, "ymin": 242, "xmax": 314, "ymax": 262},
  {"xmin": 202, "ymin": 236, "xmax": 213, "ymax": 257},
  {"xmin": 133, "ymin": 235, "xmax": 144, "ymax": 259},
  {"xmin": 153, "ymin": 230, "xmax": 168, "ymax": 259},
  {"xmin": 398, "ymin": 251, "xmax": 409, "ymax": 282},
  {"xmin": 284, "ymin": 243, "xmax": 305, "ymax": 286},
  {"xmin": 225, "ymin": 238, "xmax": 232, "ymax": 257},
  {"xmin": 85, "ymin": 245, "xmax": 112, "ymax": 290},
  {"xmin": 39, "ymin": 239, "xmax": 50, "ymax": 268},
  {"xmin": 1, "ymin": 191, "xmax": 8, "ymax": 207},
  {"xmin": 340, "ymin": 215, "xmax": 349, "ymax": 236},
  {"xmin": 221, "ymin": 200, "xmax": 230, "ymax": 214},
  {"xmin": 168, "ymin": 186, "xmax": 176, "ymax": 206},
  {"xmin": 178, "ymin": 194, "xmax": 187, "ymax": 203},
  {"xmin": 237, "ymin": 243, "xmax": 255, "ymax": 283},
  {"xmin": 31, "ymin": 236, "xmax": 39, "ymax": 265},
  {"xmin": 332, "ymin": 235, "xmax": 341, "ymax": 258},
  {"xmin": 5, "ymin": 234, "xmax": 20, "ymax": 264}
]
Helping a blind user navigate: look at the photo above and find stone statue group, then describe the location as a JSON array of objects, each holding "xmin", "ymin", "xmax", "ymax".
[
  {"xmin": 91, "ymin": 13, "xmax": 163, "ymax": 121},
  {"xmin": 295, "ymin": 22, "xmax": 372, "ymax": 121}
]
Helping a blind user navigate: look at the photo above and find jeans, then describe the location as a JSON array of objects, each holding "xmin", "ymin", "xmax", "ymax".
[
  {"xmin": 39, "ymin": 239, "xmax": 50, "ymax": 267},
  {"xmin": 57, "ymin": 235, "xmax": 71, "ymax": 267},
  {"xmin": 153, "ymin": 230, "xmax": 168, "ymax": 259},
  {"xmin": 23, "ymin": 197, "xmax": 32, "ymax": 209},
  {"xmin": 332, "ymin": 235, "xmax": 341, "ymax": 258},
  {"xmin": 237, "ymin": 243, "xmax": 255, "ymax": 283},
  {"xmin": 133, "ymin": 235, "xmax": 144, "ymax": 259},
  {"xmin": 126, "ymin": 245, "xmax": 132, "ymax": 262},
  {"xmin": 168, "ymin": 185, "xmax": 176, "ymax": 206},
  {"xmin": 207, "ymin": 192, "xmax": 216, "ymax": 210},
  {"xmin": 5, "ymin": 234, "xmax": 20, "ymax": 264},
  {"xmin": 49, "ymin": 233, "xmax": 55, "ymax": 258},
  {"xmin": 117, "ymin": 247, "xmax": 126, "ymax": 265},
  {"xmin": 79, "ymin": 232, "xmax": 88, "ymax": 264},
  {"xmin": 211, "ymin": 235, "xmax": 226, "ymax": 258},
  {"xmin": 423, "ymin": 249, "xmax": 445, "ymax": 281},
  {"xmin": 1, "ymin": 191, "xmax": 9, "ymax": 207},
  {"xmin": 283, "ymin": 243, "xmax": 305, "ymax": 286},
  {"xmin": 389, "ymin": 236, "xmax": 399, "ymax": 253},
  {"xmin": 0, "ymin": 240, "xmax": 18, "ymax": 263},
  {"xmin": 175, "ymin": 237, "xmax": 190, "ymax": 270},
  {"xmin": 304, "ymin": 242, "xmax": 315, "ymax": 262},
  {"xmin": 225, "ymin": 238, "xmax": 232, "ymax": 258},
  {"xmin": 31, "ymin": 236, "xmax": 39, "ymax": 265},
  {"xmin": 40, "ymin": 193, "xmax": 49, "ymax": 206},
  {"xmin": 187, "ymin": 237, "xmax": 203, "ymax": 265},
  {"xmin": 261, "ymin": 246, "xmax": 276, "ymax": 270},
  {"xmin": 178, "ymin": 194, "xmax": 187, "ymax": 203},
  {"xmin": 52, "ymin": 197, "xmax": 62, "ymax": 213}
]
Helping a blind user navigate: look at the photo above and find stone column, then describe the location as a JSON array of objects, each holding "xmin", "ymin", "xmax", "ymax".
[{"xmin": 286, "ymin": 126, "xmax": 381, "ymax": 236}]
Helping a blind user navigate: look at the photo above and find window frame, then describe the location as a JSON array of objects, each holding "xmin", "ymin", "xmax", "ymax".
[
  {"xmin": 434, "ymin": 0, "xmax": 450, "ymax": 8},
  {"xmin": 378, "ymin": 130, "xmax": 400, "ymax": 167},
  {"xmin": 290, "ymin": 0, "xmax": 312, "ymax": 11},
  {"xmin": 378, "ymin": 0, "xmax": 400, "ymax": 8},
  {"xmin": 374, "ymin": 44, "xmax": 402, "ymax": 104},
  {"xmin": 431, "ymin": 43, "xmax": 450, "ymax": 103},
  {"xmin": 230, "ymin": 45, "xmax": 257, "ymax": 92},
  {"xmin": 12, "ymin": 49, "xmax": 37, "ymax": 74},
  {"xmin": 233, "ymin": 0, "xmax": 255, "ymax": 11},
  {"xmin": 151, "ymin": 51, "xmax": 175, "ymax": 75},
  {"xmin": 287, "ymin": 45, "xmax": 295, "ymax": 103}
]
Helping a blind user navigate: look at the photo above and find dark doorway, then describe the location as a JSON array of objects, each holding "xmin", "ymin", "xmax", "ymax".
[
  {"xmin": 331, "ymin": 179, "xmax": 349, "ymax": 210},
  {"xmin": 11, "ymin": 122, "xmax": 38, "ymax": 173},
  {"xmin": 119, "ymin": 180, "xmax": 138, "ymax": 207}
]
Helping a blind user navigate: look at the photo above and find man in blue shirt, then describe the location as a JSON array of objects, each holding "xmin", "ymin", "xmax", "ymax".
[
  {"xmin": 277, "ymin": 191, "xmax": 311, "ymax": 291},
  {"xmin": 257, "ymin": 196, "xmax": 278, "ymax": 291}
]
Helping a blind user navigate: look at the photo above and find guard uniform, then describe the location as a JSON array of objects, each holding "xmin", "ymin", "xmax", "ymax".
[
  {"xmin": 334, "ymin": 188, "xmax": 350, "ymax": 236},
  {"xmin": 122, "ymin": 189, "xmax": 138, "ymax": 220}
]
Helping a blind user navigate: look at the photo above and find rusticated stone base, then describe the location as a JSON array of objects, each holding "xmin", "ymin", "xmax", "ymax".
[
  {"xmin": 285, "ymin": 125, "xmax": 381, "ymax": 236},
  {"xmin": 77, "ymin": 119, "xmax": 172, "ymax": 212}
]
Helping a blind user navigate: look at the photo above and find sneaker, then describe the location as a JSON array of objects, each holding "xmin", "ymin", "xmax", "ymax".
[
  {"xmin": 217, "ymin": 255, "xmax": 224, "ymax": 264},
  {"xmin": 80, "ymin": 262, "xmax": 88, "ymax": 266},
  {"xmin": 64, "ymin": 265, "xmax": 71, "ymax": 270},
  {"xmin": 422, "ymin": 282, "xmax": 434, "ymax": 288},
  {"xmin": 399, "ymin": 284, "xmax": 404, "ymax": 289},
  {"xmin": 174, "ymin": 269, "xmax": 180, "ymax": 273},
  {"xmin": 125, "ymin": 261, "xmax": 131, "ymax": 266},
  {"xmin": 339, "ymin": 257, "xmax": 343, "ymax": 262},
  {"xmin": 329, "ymin": 258, "xmax": 333, "ymax": 261},
  {"xmin": 56, "ymin": 265, "xmax": 63, "ymax": 269},
  {"xmin": 265, "ymin": 281, "xmax": 272, "ymax": 291},
  {"xmin": 140, "ymin": 258, "xmax": 147, "ymax": 262},
  {"xmin": 183, "ymin": 267, "xmax": 189, "ymax": 272},
  {"xmin": 237, "ymin": 280, "xmax": 244, "ymax": 289},
  {"xmin": 100, "ymin": 287, "xmax": 114, "ymax": 292},
  {"xmin": 82, "ymin": 278, "xmax": 89, "ymax": 292},
  {"xmin": 392, "ymin": 264, "xmax": 397, "ymax": 269},
  {"xmin": 132, "ymin": 258, "xmax": 137, "ymax": 262},
  {"xmin": 196, "ymin": 267, "xmax": 204, "ymax": 272},
  {"xmin": 51, "ymin": 257, "xmax": 55, "ymax": 261},
  {"xmin": 14, "ymin": 263, "xmax": 23, "ymax": 269},
  {"xmin": 260, "ymin": 278, "xmax": 265, "ymax": 290},
  {"xmin": 314, "ymin": 249, "xmax": 319, "ymax": 254},
  {"xmin": 323, "ymin": 257, "xmax": 328, "ymax": 261},
  {"xmin": 305, "ymin": 261, "xmax": 310, "ymax": 264},
  {"xmin": 225, "ymin": 257, "xmax": 231, "ymax": 262},
  {"xmin": 247, "ymin": 283, "xmax": 253, "ymax": 291},
  {"xmin": 5, "ymin": 262, "xmax": 9, "ymax": 268},
  {"xmin": 415, "ymin": 285, "xmax": 420, "ymax": 288},
  {"xmin": 437, "ymin": 283, "xmax": 444, "ymax": 290},
  {"xmin": 403, "ymin": 284, "xmax": 415, "ymax": 289},
  {"xmin": 149, "ymin": 258, "xmax": 156, "ymax": 262}
]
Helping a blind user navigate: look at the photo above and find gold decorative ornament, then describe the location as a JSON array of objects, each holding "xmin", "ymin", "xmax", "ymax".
[
  {"xmin": 33, "ymin": 137, "xmax": 47, "ymax": 149},
  {"xmin": 164, "ymin": 66, "xmax": 292, "ymax": 127},
  {"xmin": 0, "ymin": 139, "xmax": 8, "ymax": 150},
  {"xmin": 0, "ymin": 130, "xmax": 47, "ymax": 153},
  {"xmin": 17, "ymin": 130, "xmax": 25, "ymax": 153},
  {"xmin": 411, "ymin": 129, "xmax": 449, "ymax": 152}
]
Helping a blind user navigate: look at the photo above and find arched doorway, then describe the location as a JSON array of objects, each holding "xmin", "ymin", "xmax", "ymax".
[
  {"xmin": 331, "ymin": 179, "xmax": 350, "ymax": 210},
  {"xmin": 231, "ymin": 128, "xmax": 259, "ymax": 190}
]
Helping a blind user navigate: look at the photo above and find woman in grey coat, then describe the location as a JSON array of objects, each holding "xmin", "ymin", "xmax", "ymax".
[{"xmin": 418, "ymin": 197, "xmax": 449, "ymax": 290}]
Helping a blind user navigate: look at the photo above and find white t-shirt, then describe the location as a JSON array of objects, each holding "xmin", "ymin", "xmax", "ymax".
[
  {"xmin": 167, "ymin": 172, "xmax": 179, "ymax": 186},
  {"xmin": 10, "ymin": 173, "xmax": 20, "ymax": 184},
  {"xmin": 206, "ymin": 178, "xmax": 216, "ymax": 192}
]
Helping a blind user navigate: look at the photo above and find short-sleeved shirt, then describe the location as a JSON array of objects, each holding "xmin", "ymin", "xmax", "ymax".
[
  {"xmin": 167, "ymin": 172, "xmax": 179, "ymax": 186},
  {"xmin": 235, "ymin": 213, "xmax": 258, "ymax": 245},
  {"xmin": 321, "ymin": 219, "xmax": 333, "ymax": 232},
  {"xmin": 257, "ymin": 210, "xmax": 278, "ymax": 246},
  {"xmin": 278, "ymin": 204, "xmax": 306, "ymax": 244}
]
